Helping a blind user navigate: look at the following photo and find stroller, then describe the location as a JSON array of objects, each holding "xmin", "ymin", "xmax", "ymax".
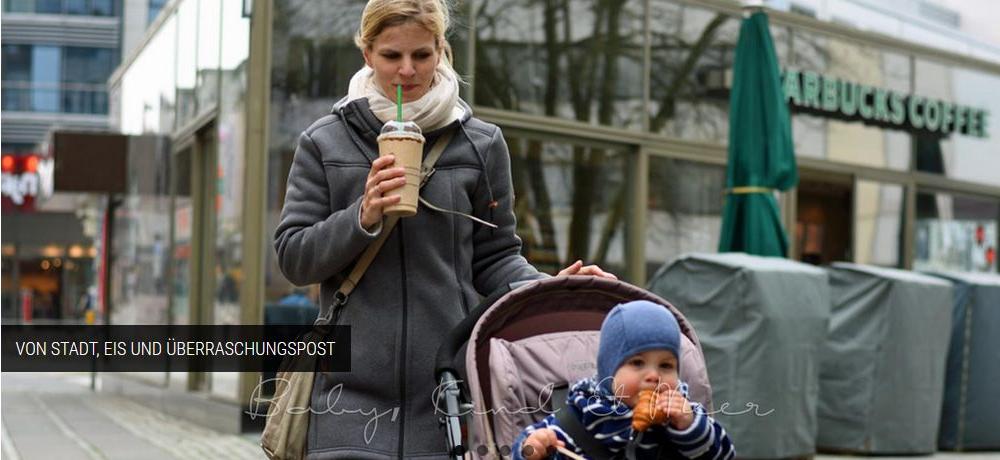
[{"xmin": 434, "ymin": 276, "xmax": 715, "ymax": 459}]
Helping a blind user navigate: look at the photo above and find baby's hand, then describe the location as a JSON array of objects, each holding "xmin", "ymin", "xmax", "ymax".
[
  {"xmin": 656, "ymin": 387, "xmax": 695, "ymax": 430},
  {"xmin": 521, "ymin": 428, "xmax": 564, "ymax": 460}
]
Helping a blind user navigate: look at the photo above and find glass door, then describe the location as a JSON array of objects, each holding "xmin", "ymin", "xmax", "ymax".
[
  {"xmin": 167, "ymin": 125, "xmax": 218, "ymax": 391},
  {"xmin": 170, "ymin": 146, "xmax": 193, "ymax": 326},
  {"xmin": 854, "ymin": 180, "xmax": 905, "ymax": 268},
  {"xmin": 795, "ymin": 174, "xmax": 853, "ymax": 265},
  {"xmin": 167, "ymin": 145, "xmax": 194, "ymax": 389}
]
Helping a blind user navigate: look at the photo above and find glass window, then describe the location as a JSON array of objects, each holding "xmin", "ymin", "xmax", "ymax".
[
  {"xmin": 915, "ymin": 191, "xmax": 999, "ymax": 273},
  {"xmin": 213, "ymin": 0, "xmax": 249, "ymax": 329},
  {"xmin": 2, "ymin": 45, "xmax": 32, "ymax": 81},
  {"xmin": 170, "ymin": 147, "xmax": 193, "ymax": 326},
  {"xmin": 2, "ymin": 45, "xmax": 112, "ymax": 114},
  {"xmin": 220, "ymin": 0, "xmax": 248, "ymax": 71},
  {"xmin": 175, "ymin": 0, "xmax": 198, "ymax": 126},
  {"xmin": 31, "ymin": 46, "xmax": 61, "ymax": 112},
  {"xmin": 270, "ymin": 0, "xmax": 364, "ymax": 112},
  {"xmin": 788, "ymin": 32, "xmax": 911, "ymax": 171},
  {"xmin": 61, "ymin": 47, "xmax": 114, "ymax": 114},
  {"xmin": 90, "ymin": 0, "xmax": 113, "ymax": 15},
  {"xmin": 63, "ymin": 47, "xmax": 115, "ymax": 83},
  {"xmin": 914, "ymin": 59, "xmax": 1000, "ymax": 187},
  {"xmin": 164, "ymin": 147, "xmax": 190, "ymax": 384},
  {"xmin": 505, "ymin": 134, "xmax": 630, "ymax": 276},
  {"xmin": 2, "ymin": 45, "xmax": 32, "ymax": 111},
  {"xmin": 2, "ymin": 255, "xmax": 15, "ymax": 320},
  {"xmin": 36, "ymin": 0, "xmax": 60, "ymax": 13},
  {"xmin": 648, "ymin": 2, "xmax": 739, "ymax": 142},
  {"xmin": 110, "ymin": 141, "xmax": 172, "ymax": 325},
  {"xmin": 475, "ymin": 0, "xmax": 646, "ymax": 131},
  {"xmin": 61, "ymin": 86, "xmax": 107, "ymax": 114},
  {"xmin": 195, "ymin": 0, "xmax": 220, "ymax": 113},
  {"xmin": 645, "ymin": 157, "xmax": 725, "ymax": 275},
  {"xmin": 118, "ymin": 12, "xmax": 176, "ymax": 134},
  {"xmin": 148, "ymin": 0, "xmax": 167, "ymax": 24},
  {"xmin": 5, "ymin": 0, "xmax": 35, "ymax": 13},
  {"xmin": 17, "ymin": 0, "xmax": 116, "ymax": 15},
  {"xmin": 266, "ymin": 0, "xmax": 365, "ymax": 307},
  {"xmin": 854, "ymin": 180, "xmax": 904, "ymax": 267},
  {"xmin": 65, "ymin": 0, "xmax": 87, "ymax": 14},
  {"xmin": 770, "ymin": 20, "xmax": 791, "ymax": 63},
  {"xmin": 450, "ymin": 0, "xmax": 470, "ymax": 100},
  {"xmin": 1, "ymin": 143, "xmax": 36, "ymax": 154}
]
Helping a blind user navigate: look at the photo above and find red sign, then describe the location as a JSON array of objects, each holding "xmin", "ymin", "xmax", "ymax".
[{"xmin": 1, "ymin": 154, "xmax": 54, "ymax": 212}]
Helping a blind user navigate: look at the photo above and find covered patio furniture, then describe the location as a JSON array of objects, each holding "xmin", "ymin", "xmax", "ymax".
[
  {"xmin": 648, "ymin": 252, "xmax": 829, "ymax": 459},
  {"xmin": 927, "ymin": 271, "xmax": 1000, "ymax": 451},
  {"xmin": 819, "ymin": 263, "xmax": 953, "ymax": 454}
]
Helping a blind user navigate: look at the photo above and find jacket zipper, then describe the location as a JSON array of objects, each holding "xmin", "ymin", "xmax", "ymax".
[{"xmin": 397, "ymin": 221, "xmax": 408, "ymax": 459}]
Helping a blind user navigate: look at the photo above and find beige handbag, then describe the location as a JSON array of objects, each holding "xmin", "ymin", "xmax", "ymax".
[
  {"xmin": 260, "ymin": 131, "xmax": 453, "ymax": 460},
  {"xmin": 260, "ymin": 332, "xmax": 323, "ymax": 460}
]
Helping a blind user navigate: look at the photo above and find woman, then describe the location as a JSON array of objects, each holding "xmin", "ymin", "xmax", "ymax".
[{"xmin": 274, "ymin": 0, "xmax": 614, "ymax": 457}]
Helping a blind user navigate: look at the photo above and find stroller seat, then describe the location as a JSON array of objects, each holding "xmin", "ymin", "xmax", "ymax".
[{"xmin": 434, "ymin": 276, "xmax": 714, "ymax": 459}]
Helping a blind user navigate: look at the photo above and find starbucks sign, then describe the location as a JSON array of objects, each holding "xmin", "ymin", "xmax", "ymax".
[{"xmin": 781, "ymin": 69, "xmax": 989, "ymax": 138}]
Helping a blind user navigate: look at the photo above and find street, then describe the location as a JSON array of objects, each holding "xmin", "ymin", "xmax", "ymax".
[
  {"xmin": 1, "ymin": 372, "xmax": 262, "ymax": 459},
  {"xmin": 2, "ymin": 372, "xmax": 999, "ymax": 459}
]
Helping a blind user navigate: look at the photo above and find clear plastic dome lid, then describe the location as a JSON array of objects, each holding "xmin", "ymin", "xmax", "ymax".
[{"xmin": 379, "ymin": 120, "xmax": 423, "ymax": 139}]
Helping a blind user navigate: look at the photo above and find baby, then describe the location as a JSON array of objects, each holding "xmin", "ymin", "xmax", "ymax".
[{"xmin": 512, "ymin": 300, "xmax": 735, "ymax": 460}]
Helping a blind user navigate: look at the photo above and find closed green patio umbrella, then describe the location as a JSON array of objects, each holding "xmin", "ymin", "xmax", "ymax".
[{"xmin": 718, "ymin": 10, "xmax": 798, "ymax": 257}]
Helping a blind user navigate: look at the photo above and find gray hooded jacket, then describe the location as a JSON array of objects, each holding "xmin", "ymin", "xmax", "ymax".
[{"xmin": 274, "ymin": 97, "xmax": 545, "ymax": 458}]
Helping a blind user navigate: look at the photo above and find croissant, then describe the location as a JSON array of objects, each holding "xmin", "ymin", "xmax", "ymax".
[{"xmin": 632, "ymin": 389, "xmax": 668, "ymax": 432}]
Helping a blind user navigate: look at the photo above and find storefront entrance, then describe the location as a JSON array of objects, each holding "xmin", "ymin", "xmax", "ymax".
[
  {"xmin": 796, "ymin": 175, "xmax": 853, "ymax": 265},
  {"xmin": 1, "ymin": 212, "xmax": 97, "ymax": 323}
]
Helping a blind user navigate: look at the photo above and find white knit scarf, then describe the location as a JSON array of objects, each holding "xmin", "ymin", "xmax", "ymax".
[{"xmin": 346, "ymin": 62, "xmax": 463, "ymax": 132}]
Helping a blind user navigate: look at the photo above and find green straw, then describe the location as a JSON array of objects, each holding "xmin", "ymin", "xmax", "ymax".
[{"xmin": 396, "ymin": 85, "xmax": 402, "ymax": 122}]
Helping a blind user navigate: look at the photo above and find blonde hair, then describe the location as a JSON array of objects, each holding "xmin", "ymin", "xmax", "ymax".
[{"xmin": 355, "ymin": 0, "xmax": 455, "ymax": 69}]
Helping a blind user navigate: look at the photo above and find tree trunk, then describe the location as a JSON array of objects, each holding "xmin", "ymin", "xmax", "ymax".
[
  {"xmin": 525, "ymin": 139, "xmax": 560, "ymax": 272},
  {"xmin": 649, "ymin": 13, "xmax": 728, "ymax": 133},
  {"xmin": 592, "ymin": 184, "xmax": 626, "ymax": 266},
  {"xmin": 568, "ymin": 0, "xmax": 622, "ymax": 263}
]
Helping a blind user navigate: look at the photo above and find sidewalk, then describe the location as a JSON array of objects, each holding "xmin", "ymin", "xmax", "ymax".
[
  {"xmin": 2, "ymin": 372, "xmax": 999, "ymax": 459},
  {"xmin": 1, "ymin": 372, "xmax": 263, "ymax": 459}
]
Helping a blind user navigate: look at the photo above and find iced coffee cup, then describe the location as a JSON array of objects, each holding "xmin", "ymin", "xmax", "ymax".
[{"xmin": 377, "ymin": 120, "xmax": 424, "ymax": 217}]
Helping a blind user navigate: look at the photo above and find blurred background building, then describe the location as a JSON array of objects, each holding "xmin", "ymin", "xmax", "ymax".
[
  {"xmin": 2, "ymin": 0, "xmax": 999, "ymax": 433},
  {"xmin": 2, "ymin": 0, "xmax": 121, "ymax": 323},
  {"xmin": 1, "ymin": 0, "xmax": 169, "ymax": 322}
]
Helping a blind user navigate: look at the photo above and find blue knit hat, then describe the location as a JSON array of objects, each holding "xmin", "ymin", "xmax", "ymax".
[{"xmin": 597, "ymin": 300, "xmax": 681, "ymax": 393}]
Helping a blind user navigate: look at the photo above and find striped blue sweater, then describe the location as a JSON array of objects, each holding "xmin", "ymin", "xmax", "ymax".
[{"xmin": 512, "ymin": 378, "xmax": 735, "ymax": 460}]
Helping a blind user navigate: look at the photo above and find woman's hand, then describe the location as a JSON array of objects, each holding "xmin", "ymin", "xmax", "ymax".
[
  {"xmin": 361, "ymin": 155, "xmax": 407, "ymax": 231},
  {"xmin": 557, "ymin": 260, "xmax": 618, "ymax": 280},
  {"xmin": 521, "ymin": 428, "xmax": 564, "ymax": 460}
]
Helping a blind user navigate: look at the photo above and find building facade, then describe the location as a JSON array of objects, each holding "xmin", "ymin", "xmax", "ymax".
[
  {"xmin": 96, "ymin": 0, "xmax": 999, "ymax": 428},
  {"xmin": 1, "ymin": 0, "xmax": 122, "ymax": 322}
]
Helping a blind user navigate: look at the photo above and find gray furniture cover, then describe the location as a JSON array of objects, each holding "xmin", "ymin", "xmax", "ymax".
[
  {"xmin": 927, "ymin": 271, "xmax": 1000, "ymax": 451},
  {"xmin": 819, "ymin": 263, "xmax": 953, "ymax": 454},
  {"xmin": 648, "ymin": 253, "xmax": 830, "ymax": 459}
]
